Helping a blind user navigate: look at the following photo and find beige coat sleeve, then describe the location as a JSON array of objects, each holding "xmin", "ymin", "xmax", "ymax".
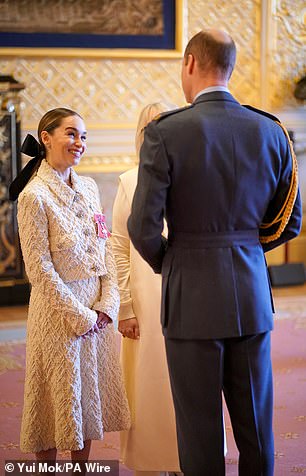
[
  {"xmin": 17, "ymin": 191, "xmax": 97, "ymax": 336},
  {"xmin": 111, "ymin": 179, "xmax": 136, "ymax": 321},
  {"xmin": 92, "ymin": 238, "xmax": 120, "ymax": 324},
  {"xmin": 88, "ymin": 177, "xmax": 120, "ymax": 324}
]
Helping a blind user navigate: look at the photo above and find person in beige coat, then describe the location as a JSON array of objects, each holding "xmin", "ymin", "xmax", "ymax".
[
  {"xmin": 112, "ymin": 103, "xmax": 182, "ymax": 476},
  {"xmin": 13, "ymin": 108, "xmax": 130, "ymax": 471}
]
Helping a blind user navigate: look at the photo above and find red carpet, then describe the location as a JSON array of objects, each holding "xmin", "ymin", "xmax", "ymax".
[{"xmin": 0, "ymin": 297, "xmax": 305, "ymax": 475}]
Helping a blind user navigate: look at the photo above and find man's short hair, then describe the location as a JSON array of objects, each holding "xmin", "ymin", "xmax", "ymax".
[{"xmin": 184, "ymin": 30, "xmax": 236, "ymax": 80}]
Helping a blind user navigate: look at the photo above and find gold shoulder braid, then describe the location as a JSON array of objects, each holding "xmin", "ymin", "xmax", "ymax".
[
  {"xmin": 243, "ymin": 105, "xmax": 298, "ymax": 244},
  {"xmin": 259, "ymin": 121, "xmax": 298, "ymax": 243}
]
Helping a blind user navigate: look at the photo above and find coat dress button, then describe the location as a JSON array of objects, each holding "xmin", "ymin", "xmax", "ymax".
[
  {"xmin": 73, "ymin": 193, "xmax": 80, "ymax": 202},
  {"xmin": 91, "ymin": 264, "xmax": 100, "ymax": 273}
]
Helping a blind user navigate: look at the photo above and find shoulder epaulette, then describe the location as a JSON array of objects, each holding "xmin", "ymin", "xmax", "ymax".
[
  {"xmin": 243, "ymin": 104, "xmax": 281, "ymax": 123},
  {"xmin": 153, "ymin": 104, "xmax": 193, "ymax": 122},
  {"xmin": 243, "ymin": 105, "xmax": 299, "ymax": 244}
]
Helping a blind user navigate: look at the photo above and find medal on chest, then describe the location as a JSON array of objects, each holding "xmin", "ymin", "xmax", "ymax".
[{"xmin": 94, "ymin": 212, "xmax": 111, "ymax": 239}]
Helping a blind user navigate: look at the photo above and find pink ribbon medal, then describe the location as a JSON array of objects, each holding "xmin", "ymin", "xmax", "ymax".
[{"xmin": 94, "ymin": 213, "xmax": 111, "ymax": 239}]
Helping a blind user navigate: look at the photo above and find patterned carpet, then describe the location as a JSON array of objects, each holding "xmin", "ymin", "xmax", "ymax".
[{"xmin": 0, "ymin": 295, "xmax": 305, "ymax": 475}]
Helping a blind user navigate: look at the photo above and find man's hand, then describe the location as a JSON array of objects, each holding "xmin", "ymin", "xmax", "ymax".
[{"xmin": 118, "ymin": 317, "xmax": 140, "ymax": 340}]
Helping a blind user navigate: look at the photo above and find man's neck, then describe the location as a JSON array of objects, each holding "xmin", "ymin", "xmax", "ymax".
[
  {"xmin": 191, "ymin": 79, "xmax": 228, "ymax": 102},
  {"xmin": 193, "ymin": 85, "xmax": 229, "ymax": 102}
]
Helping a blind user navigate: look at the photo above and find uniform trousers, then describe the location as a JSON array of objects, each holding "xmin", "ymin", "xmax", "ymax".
[{"xmin": 165, "ymin": 332, "xmax": 274, "ymax": 476}]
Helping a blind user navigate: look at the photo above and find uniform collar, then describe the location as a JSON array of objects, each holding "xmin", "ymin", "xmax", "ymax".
[
  {"xmin": 193, "ymin": 90, "xmax": 239, "ymax": 105},
  {"xmin": 193, "ymin": 86, "xmax": 230, "ymax": 101},
  {"xmin": 37, "ymin": 159, "xmax": 84, "ymax": 207}
]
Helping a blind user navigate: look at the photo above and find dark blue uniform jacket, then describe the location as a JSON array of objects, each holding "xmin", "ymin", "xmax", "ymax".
[{"xmin": 128, "ymin": 92, "xmax": 302, "ymax": 339}]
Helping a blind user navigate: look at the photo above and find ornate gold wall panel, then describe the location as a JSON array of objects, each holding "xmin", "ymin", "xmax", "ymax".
[
  {"xmin": 0, "ymin": 58, "xmax": 184, "ymax": 128},
  {"xmin": 269, "ymin": 0, "xmax": 306, "ymax": 109}
]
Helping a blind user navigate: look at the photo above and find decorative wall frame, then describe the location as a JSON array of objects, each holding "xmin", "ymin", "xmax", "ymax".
[{"xmin": 0, "ymin": 0, "xmax": 184, "ymax": 58}]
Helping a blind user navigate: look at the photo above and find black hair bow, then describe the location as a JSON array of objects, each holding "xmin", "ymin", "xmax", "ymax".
[{"xmin": 9, "ymin": 134, "xmax": 43, "ymax": 201}]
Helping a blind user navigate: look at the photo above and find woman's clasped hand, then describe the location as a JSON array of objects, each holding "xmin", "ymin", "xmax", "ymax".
[{"xmin": 82, "ymin": 311, "xmax": 112, "ymax": 338}]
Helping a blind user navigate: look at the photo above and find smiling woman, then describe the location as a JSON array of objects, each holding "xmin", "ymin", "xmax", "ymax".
[
  {"xmin": 9, "ymin": 108, "xmax": 86, "ymax": 201},
  {"xmin": 12, "ymin": 107, "xmax": 130, "ymax": 473},
  {"xmin": 40, "ymin": 115, "xmax": 87, "ymax": 184}
]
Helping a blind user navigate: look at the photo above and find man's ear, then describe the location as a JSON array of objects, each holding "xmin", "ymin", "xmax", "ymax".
[{"xmin": 186, "ymin": 53, "xmax": 195, "ymax": 75}]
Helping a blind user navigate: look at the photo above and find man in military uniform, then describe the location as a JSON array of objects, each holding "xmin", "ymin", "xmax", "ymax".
[{"xmin": 128, "ymin": 29, "xmax": 302, "ymax": 476}]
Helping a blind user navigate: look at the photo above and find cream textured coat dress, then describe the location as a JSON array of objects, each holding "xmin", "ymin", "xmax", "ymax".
[
  {"xmin": 112, "ymin": 167, "xmax": 181, "ymax": 472},
  {"xmin": 17, "ymin": 159, "xmax": 130, "ymax": 453}
]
